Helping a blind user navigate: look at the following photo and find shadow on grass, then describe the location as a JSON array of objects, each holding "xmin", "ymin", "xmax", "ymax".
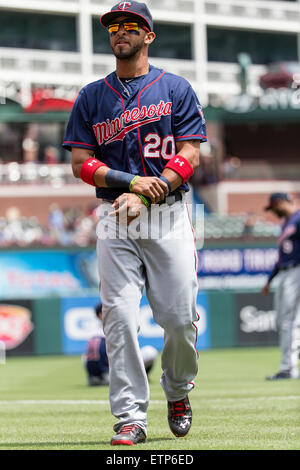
[
  {"xmin": 0, "ymin": 441, "xmax": 111, "ymax": 449},
  {"xmin": 145, "ymin": 437, "xmax": 174, "ymax": 443},
  {"xmin": 0, "ymin": 437, "xmax": 173, "ymax": 449}
]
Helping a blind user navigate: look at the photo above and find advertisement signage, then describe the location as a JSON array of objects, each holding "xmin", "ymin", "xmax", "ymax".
[
  {"xmin": 138, "ymin": 292, "xmax": 210, "ymax": 351},
  {"xmin": 197, "ymin": 247, "xmax": 278, "ymax": 289},
  {"xmin": 0, "ymin": 299, "xmax": 34, "ymax": 356},
  {"xmin": 234, "ymin": 293, "xmax": 278, "ymax": 346},
  {"xmin": 0, "ymin": 250, "xmax": 98, "ymax": 298},
  {"xmin": 60, "ymin": 292, "xmax": 211, "ymax": 355},
  {"xmin": 0, "ymin": 246, "xmax": 279, "ymax": 299},
  {"xmin": 61, "ymin": 296, "xmax": 101, "ymax": 355}
]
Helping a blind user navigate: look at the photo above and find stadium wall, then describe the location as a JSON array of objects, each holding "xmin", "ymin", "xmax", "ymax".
[
  {"xmin": 200, "ymin": 181, "xmax": 300, "ymax": 215},
  {"xmin": 0, "ymin": 243, "xmax": 287, "ymax": 357},
  {"xmin": 0, "ymin": 185, "xmax": 96, "ymax": 225},
  {"xmin": 0, "ymin": 289, "xmax": 279, "ymax": 357}
]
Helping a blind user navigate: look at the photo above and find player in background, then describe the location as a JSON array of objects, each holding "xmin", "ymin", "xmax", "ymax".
[
  {"xmin": 63, "ymin": 1, "xmax": 206, "ymax": 445},
  {"xmin": 83, "ymin": 303, "xmax": 158, "ymax": 386},
  {"xmin": 83, "ymin": 303, "xmax": 109, "ymax": 386},
  {"xmin": 261, "ymin": 193, "xmax": 300, "ymax": 380}
]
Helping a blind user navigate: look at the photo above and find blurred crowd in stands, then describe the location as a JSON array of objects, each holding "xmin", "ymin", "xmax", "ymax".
[
  {"xmin": 0, "ymin": 203, "xmax": 280, "ymax": 249},
  {"xmin": 0, "ymin": 204, "xmax": 99, "ymax": 248},
  {"xmin": 0, "ymin": 141, "xmax": 280, "ymax": 248},
  {"xmin": 0, "ymin": 161, "xmax": 77, "ymax": 186}
]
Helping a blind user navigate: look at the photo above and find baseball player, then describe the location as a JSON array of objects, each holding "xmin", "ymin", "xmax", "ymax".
[
  {"xmin": 83, "ymin": 303, "xmax": 109, "ymax": 386},
  {"xmin": 261, "ymin": 192, "xmax": 300, "ymax": 380},
  {"xmin": 83, "ymin": 303, "xmax": 158, "ymax": 385},
  {"xmin": 63, "ymin": 1, "xmax": 206, "ymax": 445}
]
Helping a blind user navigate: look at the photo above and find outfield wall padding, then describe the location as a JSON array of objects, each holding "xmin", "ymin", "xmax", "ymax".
[
  {"xmin": 33, "ymin": 298, "xmax": 63, "ymax": 355},
  {"xmin": 0, "ymin": 290, "xmax": 278, "ymax": 356},
  {"xmin": 208, "ymin": 291, "xmax": 236, "ymax": 348}
]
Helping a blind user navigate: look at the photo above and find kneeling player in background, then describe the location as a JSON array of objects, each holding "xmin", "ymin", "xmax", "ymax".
[
  {"xmin": 83, "ymin": 303, "xmax": 158, "ymax": 386},
  {"xmin": 83, "ymin": 303, "xmax": 109, "ymax": 386}
]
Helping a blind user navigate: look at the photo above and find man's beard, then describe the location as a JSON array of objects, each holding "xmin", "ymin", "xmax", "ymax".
[
  {"xmin": 112, "ymin": 39, "xmax": 144, "ymax": 60},
  {"xmin": 273, "ymin": 209, "xmax": 287, "ymax": 218}
]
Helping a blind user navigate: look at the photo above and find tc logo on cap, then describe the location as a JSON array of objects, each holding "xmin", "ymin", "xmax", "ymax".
[{"xmin": 118, "ymin": 1, "xmax": 131, "ymax": 10}]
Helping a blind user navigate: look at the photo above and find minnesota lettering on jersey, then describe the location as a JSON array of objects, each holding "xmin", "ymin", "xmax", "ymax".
[{"xmin": 93, "ymin": 100, "xmax": 172, "ymax": 146}]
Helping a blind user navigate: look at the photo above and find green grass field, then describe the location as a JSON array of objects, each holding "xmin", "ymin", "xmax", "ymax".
[{"xmin": 0, "ymin": 347, "xmax": 299, "ymax": 450}]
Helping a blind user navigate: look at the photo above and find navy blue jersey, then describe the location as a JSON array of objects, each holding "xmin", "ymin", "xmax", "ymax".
[
  {"xmin": 84, "ymin": 335, "xmax": 109, "ymax": 374},
  {"xmin": 278, "ymin": 209, "xmax": 300, "ymax": 268},
  {"xmin": 63, "ymin": 65, "xmax": 207, "ymax": 200}
]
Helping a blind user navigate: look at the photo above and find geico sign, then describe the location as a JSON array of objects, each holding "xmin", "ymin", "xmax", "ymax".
[
  {"xmin": 64, "ymin": 304, "xmax": 207, "ymax": 340},
  {"xmin": 240, "ymin": 306, "xmax": 276, "ymax": 333},
  {"xmin": 139, "ymin": 304, "xmax": 207, "ymax": 338},
  {"xmin": 64, "ymin": 308, "xmax": 100, "ymax": 341}
]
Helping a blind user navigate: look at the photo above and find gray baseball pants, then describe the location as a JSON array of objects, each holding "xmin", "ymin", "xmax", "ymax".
[
  {"xmin": 274, "ymin": 265, "xmax": 300, "ymax": 378},
  {"xmin": 96, "ymin": 196, "xmax": 199, "ymax": 434}
]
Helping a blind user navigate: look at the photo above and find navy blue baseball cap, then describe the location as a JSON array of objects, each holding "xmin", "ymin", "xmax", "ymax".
[
  {"xmin": 264, "ymin": 192, "xmax": 291, "ymax": 211},
  {"xmin": 100, "ymin": 1, "xmax": 153, "ymax": 32},
  {"xmin": 95, "ymin": 303, "xmax": 103, "ymax": 317}
]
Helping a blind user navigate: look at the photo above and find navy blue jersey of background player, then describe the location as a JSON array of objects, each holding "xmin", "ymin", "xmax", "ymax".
[
  {"xmin": 268, "ymin": 209, "xmax": 300, "ymax": 282},
  {"xmin": 84, "ymin": 334, "xmax": 109, "ymax": 378},
  {"xmin": 278, "ymin": 209, "xmax": 300, "ymax": 267},
  {"xmin": 63, "ymin": 65, "xmax": 207, "ymax": 200}
]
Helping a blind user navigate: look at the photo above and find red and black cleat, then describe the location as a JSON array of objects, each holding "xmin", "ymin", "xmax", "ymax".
[
  {"xmin": 111, "ymin": 424, "xmax": 146, "ymax": 446},
  {"xmin": 168, "ymin": 396, "xmax": 192, "ymax": 437}
]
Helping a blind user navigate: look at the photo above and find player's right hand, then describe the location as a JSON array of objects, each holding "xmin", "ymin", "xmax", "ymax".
[{"xmin": 131, "ymin": 177, "xmax": 169, "ymax": 204}]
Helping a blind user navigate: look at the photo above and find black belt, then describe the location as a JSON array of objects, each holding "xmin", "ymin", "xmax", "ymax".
[
  {"xmin": 158, "ymin": 190, "xmax": 183, "ymax": 206},
  {"xmin": 280, "ymin": 263, "xmax": 300, "ymax": 271}
]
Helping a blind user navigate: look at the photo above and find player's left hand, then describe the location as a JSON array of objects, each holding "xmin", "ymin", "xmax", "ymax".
[
  {"xmin": 109, "ymin": 193, "xmax": 146, "ymax": 226},
  {"xmin": 261, "ymin": 283, "xmax": 270, "ymax": 295}
]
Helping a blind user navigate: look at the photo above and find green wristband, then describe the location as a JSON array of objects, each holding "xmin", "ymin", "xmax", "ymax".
[
  {"xmin": 129, "ymin": 175, "xmax": 140, "ymax": 192},
  {"xmin": 137, "ymin": 194, "xmax": 150, "ymax": 208}
]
